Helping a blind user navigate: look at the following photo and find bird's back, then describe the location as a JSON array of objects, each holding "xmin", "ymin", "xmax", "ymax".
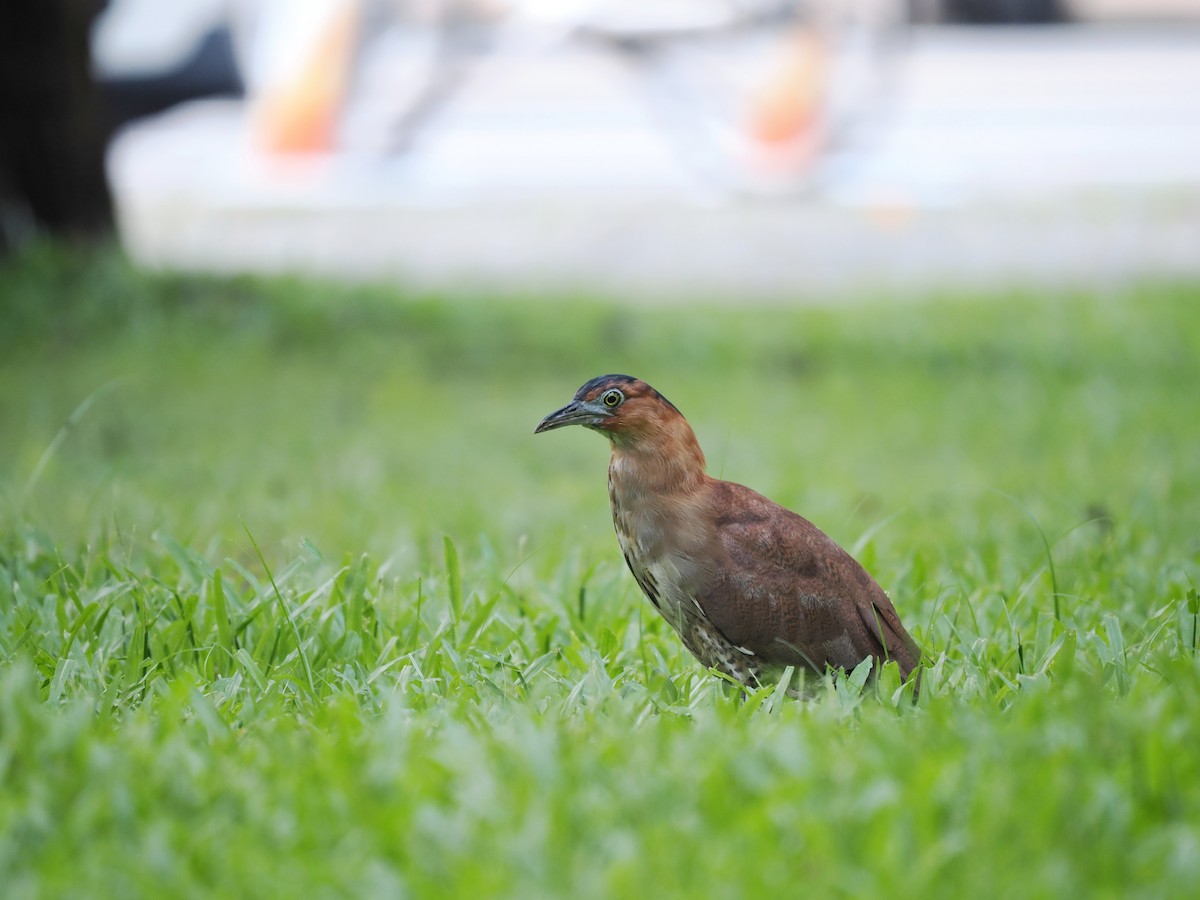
[{"xmin": 694, "ymin": 479, "xmax": 921, "ymax": 680}]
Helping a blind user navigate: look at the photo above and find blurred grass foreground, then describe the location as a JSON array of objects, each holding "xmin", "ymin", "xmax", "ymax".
[{"xmin": 2, "ymin": 244, "xmax": 1199, "ymax": 897}]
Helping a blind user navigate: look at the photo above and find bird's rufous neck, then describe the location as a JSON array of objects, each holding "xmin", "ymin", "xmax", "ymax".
[{"xmin": 607, "ymin": 415, "xmax": 707, "ymax": 495}]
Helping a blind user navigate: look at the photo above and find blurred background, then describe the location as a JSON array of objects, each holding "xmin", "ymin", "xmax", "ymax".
[{"xmin": 3, "ymin": 0, "xmax": 1199, "ymax": 298}]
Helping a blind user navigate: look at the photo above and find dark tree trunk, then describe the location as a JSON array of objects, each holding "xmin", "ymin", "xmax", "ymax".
[{"xmin": 0, "ymin": 0, "xmax": 114, "ymax": 253}]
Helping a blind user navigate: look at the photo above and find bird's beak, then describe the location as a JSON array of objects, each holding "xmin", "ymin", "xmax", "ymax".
[{"xmin": 534, "ymin": 399, "xmax": 611, "ymax": 434}]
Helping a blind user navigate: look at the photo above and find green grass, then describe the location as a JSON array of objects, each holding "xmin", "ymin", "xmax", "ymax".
[{"xmin": 2, "ymin": 243, "xmax": 1199, "ymax": 898}]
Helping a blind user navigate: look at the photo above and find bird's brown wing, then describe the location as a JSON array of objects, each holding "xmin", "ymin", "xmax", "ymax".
[{"xmin": 697, "ymin": 481, "xmax": 920, "ymax": 679}]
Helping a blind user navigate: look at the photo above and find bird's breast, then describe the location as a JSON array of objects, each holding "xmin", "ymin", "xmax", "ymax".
[
  {"xmin": 607, "ymin": 462, "xmax": 677, "ymax": 564},
  {"xmin": 608, "ymin": 460, "xmax": 712, "ymax": 630}
]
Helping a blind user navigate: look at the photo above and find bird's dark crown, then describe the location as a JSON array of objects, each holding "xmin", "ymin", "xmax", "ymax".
[
  {"xmin": 574, "ymin": 374, "xmax": 681, "ymax": 417},
  {"xmin": 535, "ymin": 374, "xmax": 689, "ymax": 441}
]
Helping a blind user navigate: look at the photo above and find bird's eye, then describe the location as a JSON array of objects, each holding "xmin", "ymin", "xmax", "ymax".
[{"xmin": 601, "ymin": 389, "xmax": 624, "ymax": 408}]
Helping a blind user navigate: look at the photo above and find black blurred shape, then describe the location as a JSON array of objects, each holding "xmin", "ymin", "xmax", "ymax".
[
  {"xmin": 0, "ymin": 0, "xmax": 113, "ymax": 252},
  {"xmin": 942, "ymin": 0, "xmax": 1068, "ymax": 22},
  {"xmin": 98, "ymin": 26, "xmax": 243, "ymax": 130}
]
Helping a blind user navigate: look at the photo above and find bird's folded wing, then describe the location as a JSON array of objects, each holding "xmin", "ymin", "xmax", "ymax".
[{"xmin": 699, "ymin": 483, "xmax": 920, "ymax": 676}]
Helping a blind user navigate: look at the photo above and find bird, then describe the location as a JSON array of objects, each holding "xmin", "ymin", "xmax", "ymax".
[{"xmin": 535, "ymin": 374, "xmax": 921, "ymax": 692}]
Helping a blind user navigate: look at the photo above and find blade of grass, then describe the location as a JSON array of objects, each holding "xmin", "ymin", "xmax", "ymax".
[
  {"xmin": 17, "ymin": 377, "xmax": 129, "ymax": 511},
  {"xmin": 242, "ymin": 521, "xmax": 316, "ymax": 700}
]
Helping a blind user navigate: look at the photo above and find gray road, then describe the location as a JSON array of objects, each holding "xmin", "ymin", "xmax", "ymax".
[{"xmin": 109, "ymin": 24, "xmax": 1200, "ymax": 299}]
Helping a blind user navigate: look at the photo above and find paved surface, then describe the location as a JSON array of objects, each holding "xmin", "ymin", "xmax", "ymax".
[{"xmin": 108, "ymin": 25, "xmax": 1200, "ymax": 299}]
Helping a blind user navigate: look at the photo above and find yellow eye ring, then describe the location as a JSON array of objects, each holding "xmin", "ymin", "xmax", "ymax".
[{"xmin": 601, "ymin": 389, "xmax": 623, "ymax": 408}]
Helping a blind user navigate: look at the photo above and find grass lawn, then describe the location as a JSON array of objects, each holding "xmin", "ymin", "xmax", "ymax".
[{"xmin": 2, "ymin": 244, "xmax": 1198, "ymax": 898}]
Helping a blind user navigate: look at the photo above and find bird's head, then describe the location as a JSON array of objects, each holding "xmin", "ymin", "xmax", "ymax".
[{"xmin": 534, "ymin": 374, "xmax": 684, "ymax": 444}]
